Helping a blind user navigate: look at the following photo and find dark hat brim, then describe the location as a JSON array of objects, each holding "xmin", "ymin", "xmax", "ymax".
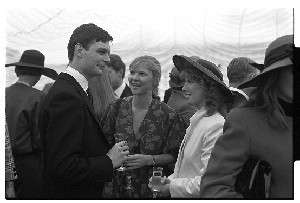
[
  {"xmin": 5, "ymin": 61, "xmax": 58, "ymax": 80},
  {"xmin": 238, "ymin": 58, "xmax": 293, "ymax": 89},
  {"xmin": 173, "ymin": 55, "xmax": 234, "ymax": 103}
]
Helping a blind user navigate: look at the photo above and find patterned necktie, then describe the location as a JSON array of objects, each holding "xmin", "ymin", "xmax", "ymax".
[{"xmin": 86, "ymin": 88, "xmax": 93, "ymax": 105}]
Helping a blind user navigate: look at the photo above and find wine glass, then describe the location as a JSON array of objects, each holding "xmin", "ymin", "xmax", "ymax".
[
  {"xmin": 115, "ymin": 133, "xmax": 127, "ymax": 172},
  {"xmin": 124, "ymin": 142, "xmax": 134, "ymax": 190},
  {"xmin": 124, "ymin": 169, "xmax": 133, "ymax": 190},
  {"xmin": 151, "ymin": 166, "xmax": 163, "ymax": 198}
]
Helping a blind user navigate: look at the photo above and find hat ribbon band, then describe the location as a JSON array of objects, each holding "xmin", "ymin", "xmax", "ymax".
[
  {"xmin": 262, "ymin": 57, "xmax": 292, "ymax": 74},
  {"xmin": 264, "ymin": 43, "xmax": 293, "ymax": 68}
]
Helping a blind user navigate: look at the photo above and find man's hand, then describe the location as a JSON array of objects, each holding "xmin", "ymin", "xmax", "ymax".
[{"xmin": 106, "ymin": 141, "xmax": 129, "ymax": 169}]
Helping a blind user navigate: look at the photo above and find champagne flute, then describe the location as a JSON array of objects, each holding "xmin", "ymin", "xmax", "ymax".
[
  {"xmin": 124, "ymin": 170, "xmax": 133, "ymax": 190},
  {"xmin": 151, "ymin": 166, "xmax": 163, "ymax": 198},
  {"xmin": 124, "ymin": 142, "xmax": 134, "ymax": 190},
  {"xmin": 115, "ymin": 133, "xmax": 127, "ymax": 172}
]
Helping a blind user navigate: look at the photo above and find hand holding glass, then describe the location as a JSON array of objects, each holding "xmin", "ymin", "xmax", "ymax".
[{"xmin": 115, "ymin": 133, "xmax": 127, "ymax": 172}]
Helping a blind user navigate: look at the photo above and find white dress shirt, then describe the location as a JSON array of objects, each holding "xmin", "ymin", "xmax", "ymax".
[
  {"xmin": 168, "ymin": 107, "xmax": 225, "ymax": 198},
  {"xmin": 64, "ymin": 66, "xmax": 89, "ymax": 95},
  {"xmin": 114, "ymin": 82, "xmax": 126, "ymax": 99}
]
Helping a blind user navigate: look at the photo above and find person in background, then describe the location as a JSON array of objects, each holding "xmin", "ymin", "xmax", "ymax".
[
  {"xmin": 5, "ymin": 120, "xmax": 17, "ymax": 199},
  {"xmin": 148, "ymin": 55, "xmax": 233, "ymax": 198},
  {"xmin": 101, "ymin": 55, "xmax": 185, "ymax": 198},
  {"xmin": 38, "ymin": 23, "xmax": 129, "ymax": 199},
  {"xmin": 89, "ymin": 67, "xmax": 116, "ymax": 121},
  {"xmin": 163, "ymin": 66, "xmax": 177, "ymax": 104},
  {"xmin": 199, "ymin": 35, "xmax": 293, "ymax": 198},
  {"xmin": 166, "ymin": 66, "xmax": 197, "ymax": 127},
  {"xmin": 5, "ymin": 49, "xmax": 58, "ymax": 199},
  {"xmin": 107, "ymin": 54, "xmax": 132, "ymax": 99},
  {"xmin": 226, "ymin": 57, "xmax": 261, "ymax": 110}
]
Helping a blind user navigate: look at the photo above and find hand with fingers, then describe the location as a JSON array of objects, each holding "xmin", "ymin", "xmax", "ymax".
[
  {"xmin": 107, "ymin": 141, "xmax": 130, "ymax": 169},
  {"xmin": 125, "ymin": 154, "xmax": 152, "ymax": 170}
]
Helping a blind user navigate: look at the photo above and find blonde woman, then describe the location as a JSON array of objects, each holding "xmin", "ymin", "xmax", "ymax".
[{"xmin": 101, "ymin": 55, "xmax": 185, "ymax": 198}]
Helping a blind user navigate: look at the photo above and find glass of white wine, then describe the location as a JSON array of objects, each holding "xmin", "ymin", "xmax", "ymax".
[
  {"xmin": 151, "ymin": 166, "xmax": 163, "ymax": 198},
  {"xmin": 115, "ymin": 133, "xmax": 127, "ymax": 172}
]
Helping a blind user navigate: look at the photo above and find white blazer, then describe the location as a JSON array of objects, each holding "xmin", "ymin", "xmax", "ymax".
[{"xmin": 168, "ymin": 107, "xmax": 224, "ymax": 198}]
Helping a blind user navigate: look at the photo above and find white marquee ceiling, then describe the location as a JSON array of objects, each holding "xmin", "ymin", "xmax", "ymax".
[{"xmin": 5, "ymin": 7, "xmax": 294, "ymax": 95}]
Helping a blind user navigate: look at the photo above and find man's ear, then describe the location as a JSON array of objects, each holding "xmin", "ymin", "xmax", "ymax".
[
  {"xmin": 118, "ymin": 69, "xmax": 124, "ymax": 77},
  {"xmin": 75, "ymin": 43, "xmax": 83, "ymax": 58}
]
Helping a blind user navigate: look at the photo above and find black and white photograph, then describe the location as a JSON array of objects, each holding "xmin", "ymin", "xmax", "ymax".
[{"xmin": 1, "ymin": 0, "xmax": 298, "ymax": 200}]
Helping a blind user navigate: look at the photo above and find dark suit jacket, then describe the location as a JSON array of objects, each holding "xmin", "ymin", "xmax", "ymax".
[
  {"xmin": 6, "ymin": 83, "xmax": 44, "ymax": 154},
  {"xmin": 120, "ymin": 83, "xmax": 132, "ymax": 98},
  {"xmin": 6, "ymin": 83, "xmax": 44, "ymax": 199},
  {"xmin": 163, "ymin": 87, "xmax": 173, "ymax": 104},
  {"xmin": 38, "ymin": 73, "xmax": 113, "ymax": 199}
]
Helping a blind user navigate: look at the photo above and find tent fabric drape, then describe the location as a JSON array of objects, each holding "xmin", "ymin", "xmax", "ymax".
[{"xmin": 6, "ymin": 8, "xmax": 293, "ymax": 97}]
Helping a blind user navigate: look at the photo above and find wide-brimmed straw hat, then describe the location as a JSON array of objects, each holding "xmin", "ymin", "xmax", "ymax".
[
  {"xmin": 5, "ymin": 50, "xmax": 58, "ymax": 80},
  {"xmin": 173, "ymin": 55, "xmax": 234, "ymax": 103},
  {"xmin": 238, "ymin": 35, "xmax": 293, "ymax": 89}
]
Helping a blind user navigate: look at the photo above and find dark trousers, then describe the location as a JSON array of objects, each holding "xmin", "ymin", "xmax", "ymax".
[{"xmin": 14, "ymin": 151, "xmax": 42, "ymax": 199}]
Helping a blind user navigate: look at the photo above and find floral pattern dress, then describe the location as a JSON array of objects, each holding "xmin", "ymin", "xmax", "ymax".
[{"xmin": 100, "ymin": 97, "xmax": 186, "ymax": 198}]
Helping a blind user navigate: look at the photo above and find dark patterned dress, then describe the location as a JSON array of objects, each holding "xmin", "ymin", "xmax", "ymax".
[{"xmin": 100, "ymin": 97, "xmax": 186, "ymax": 198}]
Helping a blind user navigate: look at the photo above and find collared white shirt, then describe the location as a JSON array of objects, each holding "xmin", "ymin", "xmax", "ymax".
[
  {"xmin": 64, "ymin": 66, "xmax": 88, "ymax": 95},
  {"xmin": 114, "ymin": 82, "xmax": 126, "ymax": 99},
  {"xmin": 168, "ymin": 107, "xmax": 225, "ymax": 198}
]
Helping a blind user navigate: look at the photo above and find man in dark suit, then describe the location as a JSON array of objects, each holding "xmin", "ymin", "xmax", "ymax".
[
  {"xmin": 107, "ymin": 54, "xmax": 132, "ymax": 99},
  {"xmin": 5, "ymin": 49, "xmax": 58, "ymax": 199},
  {"xmin": 38, "ymin": 23, "xmax": 129, "ymax": 199}
]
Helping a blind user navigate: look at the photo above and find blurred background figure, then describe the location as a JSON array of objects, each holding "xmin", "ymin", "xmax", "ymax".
[
  {"xmin": 200, "ymin": 35, "xmax": 293, "ymax": 198},
  {"xmin": 5, "ymin": 49, "xmax": 58, "ymax": 199},
  {"xmin": 149, "ymin": 55, "xmax": 233, "ymax": 198},
  {"xmin": 166, "ymin": 66, "xmax": 197, "ymax": 127},
  {"xmin": 107, "ymin": 54, "xmax": 132, "ymax": 99},
  {"xmin": 101, "ymin": 55, "xmax": 185, "ymax": 198},
  {"xmin": 226, "ymin": 57, "xmax": 261, "ymax": 110}
]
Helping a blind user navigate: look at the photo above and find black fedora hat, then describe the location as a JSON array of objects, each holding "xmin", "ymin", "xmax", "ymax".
[
  {"xmin": 5, "ymin": 49, "xmax": 58, "ymax": 80},
  {"xmin": 173, "ymin": 55, "xmax": 234, "ymax": 103},
  {"xmin": 238, "ymin": 35, "xmax": 293, "ymax": 89}
]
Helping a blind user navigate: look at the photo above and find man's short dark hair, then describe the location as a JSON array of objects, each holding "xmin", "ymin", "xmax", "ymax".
[
  {"xmin": 67, "ymin": 23, "xmax": 113, "ymax": 61},
  {"xmin": 227, "ymin": 57, "xmax": 259, "ymax": 84},
  {"xmin": 107, "ymin": 54, "xmax": 126, "ymax": 79},
  {"xmin": 15, "ymin": 66, "xmax": 42, "ymax": 77},
  {"xmin": 169, "ymin": 66, "xmax": 185, "ymax": 87}
]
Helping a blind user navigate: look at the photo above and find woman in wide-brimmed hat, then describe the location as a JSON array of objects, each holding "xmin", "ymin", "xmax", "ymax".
[
  {"xmin": 200, "ymin": 35, "xmax": 293, "ymax": 198},
  {"xmin": 5, "ymin": 49, "xmax": 58, "ymax": 199},
  {"xmin": 149, "ymin": 55, "xmax": 234, "ymax": 198}
]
